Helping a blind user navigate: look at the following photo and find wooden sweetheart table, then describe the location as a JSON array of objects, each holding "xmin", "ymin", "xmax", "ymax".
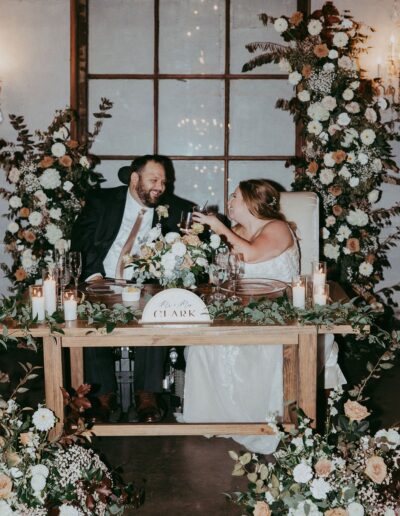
[{"xmin": 10, "ymin": 283, "xmax": 357, "ymax": 439}]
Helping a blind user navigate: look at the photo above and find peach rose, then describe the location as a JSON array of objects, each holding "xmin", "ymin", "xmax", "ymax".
[
  {"xmin": 182, "ymin": 233, "xmax": 201, "ymax": 247},
  {"xmin": 314, "ymin": 43, "xmax": 329, "ymax": 58},
  {"xmin": 5, "ymin": 451, "xmax": 20, "ymax": 467},
  {"xmin": 0, "ymin": 474, "xmax": 12, "ymax": 499},
  {"xmin": 365, "ymin": 455, "xmax": 387, "ymax": 484},
  {"xmin": 180, "ymin": 255, "xmax": 194, "ymax": 269},
  {"xmin": 302, "ymin": 64, "xmax": 313, "ymax": 78},
  {"xmin": 329, "ymin": 185, "xmax": 342, "ymax": 197},
  {"xmin": 346, "ymin": 238, "xmax": 360, "ymax": 253},
  {"xmin": 19, "ymin": 432, "xmax": 32, "ymax": 446},
  {"xmin": 366, "ymin": 254, "xmax": 375, "ymax": 264},
  {"xmin": 344, "ymin": 400, "xmax": 370, "ymax": 421},
  {"xmin": 290, "ymin": 11, "xmax": 303, "ymax": 25},
  {"xmin": 23, "ymin": 230, "xmax": 36, "ymax": 243},
  {"xmin": 14, "ymin": 268, "xmax": 27, "ymax": 281},
  {"xmin": 314, "ymin": 458, "xmax": 333, "ymax": 477},
  {"xmin": 59, "ymin": 155, "xmax": 73, "ymax": 168},
  {"xmin": 325, "ymin": 510, "xmax": 348, "ymax": 516},
  {"xmin": 39, "ymin": 156, "xmax": 54, "ymax": 168},
  {"xmin": 19, "ymin": 207, "xmax": 30, "ymax": 218},
  {"xmin": 139, "ymin": 246, "xmax": 153, "ymax": 259},
  {"xmin": 67, "ymin": 140, "xmax": 79, "ymax": 149},
  {"xmin": 332, "ymin": 205, "xmax": 343, "ymax": 216},
  {"xmin": 332, "ymin": 150, "xmax": 347, "ymax": 164},
  {"xmin": 308, "ymin": 161, "xmax": 319, "ymax": 175},
  {"xmin": 253, "ymin": 501, "xmax": 271, "ymax": 516}
]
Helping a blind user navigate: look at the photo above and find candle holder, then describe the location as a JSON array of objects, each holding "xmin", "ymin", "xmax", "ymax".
[
  {"xmin": 63, "ymin": 288, "xmax": 78, "ymax": 321},
  {"xmin": 42, "ymin": 267, "xmax": 58, "ymax": 316},
  {"xmin": 313, "ymin": 283, "xmax": 329, "ymax": 307},
  {"xmin": 291, "ymin": 275, "xmax": 307, "ymax": 309},
  {"xmin": 29, "ymin": 285, "xmax": 45, "ymax": 322},
  {"xmin": 311, "ymin": 261, "xmax": 327, "ymax": 289}
]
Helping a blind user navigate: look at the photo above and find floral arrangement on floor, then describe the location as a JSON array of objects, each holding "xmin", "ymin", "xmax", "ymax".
[
  {"xmin": 243, "ymin": 1, "xmax": 400, "ymax": 306},
  {"xmin": 0, "ymin": 364, "xmax": 139, "ymax": 515},
  {"xmin": 0, "ymin": 98, "xmax": 112, "ymax": 297},
  {"xmin": 125, "ymin": 223, "xmax": 227, "ymax": 288},
  {"xmin": 227, "ymin": 336, "xmax": 400, "ymax": 515}
]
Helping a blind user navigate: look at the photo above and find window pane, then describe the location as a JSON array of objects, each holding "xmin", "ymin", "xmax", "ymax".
[
  {"xmin": 230, "ymin": 80, "xmax": 295, "ymax": 155},
  {"xmin": 228, "ymin": 161, "xmax": 294, "ymax": 193},
  {"xmin": 231, "ymin": 0, "xmax": 297, "ymax": 74},
  {"xmin": 159, "ymin": 80, "xmax": 224, "ymax": 156},
  {"xmin": 159, "ymin": 0, "xmax": 225, "ymax": 73},
  {"xmin": 173, "ymin": 161, "xmax": 224, "ymax": 212},
  {"xmin": 88, "ymin": 80, "xmax": 153, "ymax": 155},
  {"xmin": 89, "ymin": 0, "xmax": 154, "ymax": 73},
  {"xmin": 96, "ymin": 160, "xmax": 132, "ymax": 188}
]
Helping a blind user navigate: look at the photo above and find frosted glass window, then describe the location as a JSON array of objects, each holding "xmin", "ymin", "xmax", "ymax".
[
  {"xmin": 231, "ymin": 0, "xmax": 297, "ymax": 74},
  {"xmin": 96, "ymin": 160, "xmax": 132, "ymax": 188},
  {"xmin": 89, "ymin": 0, "xmax": 154, "ymax": 73},
  {"xmin": 159, "ymin": 0, "xmax": 225, "ymax": 73},
  {"xmin": 172, "ymin": 161, "xmax": 224, "ymax": 212},
  {"xmin": 159, "ymin": 80, "xmax": 224, "ymax": 156},
  {"xmin": 88, "ymin": 80, "xmax": 153, "ymax": 155},
  {"xmin": 230, "ymin": 80, "xmax": 295, "ymax": 155},
  {"xmin": 229, "ymin": 161, "xmax": 295, "ymax": 193}
]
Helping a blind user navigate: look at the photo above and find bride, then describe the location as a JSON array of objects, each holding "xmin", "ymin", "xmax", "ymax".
[{"xmin": 183, "ymin": 179, "xmax": 300, "ymax": 454}]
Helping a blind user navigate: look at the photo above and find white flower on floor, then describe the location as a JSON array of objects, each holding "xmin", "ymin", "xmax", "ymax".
[
  {"xmin": 32, "ymin": 407, "xmax": 56, "ymax": 431},
  {"xmin": 359, "ymin": 262, "xmax": 373, "ymax": 276},
  {"xmin": 274, "ymin": 17, "xmax": 288, "ymax": 33},
  {"xmin": 347, "ymin": 502, "xmax": 365, "ymax": 516},
  {"xmin": 360, "ymin": 128, "xmax": 376, "ymax": 145},
  {"xmin": 51, "ymin": 142, "xmax": 66, "ymax": 157},
  {"xmin": 289, "ymin": 71, "xmax": 302, "ymax": 85},
  {"xmin": 308, "ymin": 19, "xmax": 323, "ymax": 35},
  {"xmin": 39, "ymin": 168, "xmax": 61, "ymax": 190},
  {"xmin": 292, "ymin": 462, "xmax": 313, "ymax": 483},
  {"xmin": 333, "ymin": 31, "xmax": 349, "ymax": 47},
  {"xmin": 29, "ymin": 211, "xmax": 43, "ymax": 226},
  {"xmin": 346, "ymin": 209, "xmax": 368, "ymax": 227},
  {"xmin": 9, "ymin": 195, "xmax": 22, "ymax": 209},
  {"xmin": 7, "ymin": 222, "xmax": 19, "ymax": 234},
  {"xmin": 310, "ymin": 477, "xmax": 331, "ymax": 499}
]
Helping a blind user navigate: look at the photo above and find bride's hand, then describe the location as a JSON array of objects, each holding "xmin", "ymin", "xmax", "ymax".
[{"xmin": 193, "ymin": 211, "xmax": 224, "ymax": 233}]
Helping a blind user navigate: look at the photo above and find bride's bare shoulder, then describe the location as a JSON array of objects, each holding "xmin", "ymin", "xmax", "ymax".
[{"xmin": 260, "ymin": 219, "xmax": 293, "ymax": 244}]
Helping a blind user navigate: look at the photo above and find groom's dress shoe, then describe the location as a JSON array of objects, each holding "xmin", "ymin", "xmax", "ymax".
[{"xmin": 136, "ymin": 392, "xmax": 165, "ymax": 423}]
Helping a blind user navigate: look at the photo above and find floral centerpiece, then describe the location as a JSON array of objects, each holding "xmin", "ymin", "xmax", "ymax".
[
  {"xmin": 0, "ymin": 99, "xmax": 112, "ymax": 297},
  {"xmin": 243, "ymin": 2, "xmax": 400, "ymax": 305},
  {"xmin": 125, "ymin": 223, "xmax": 227, "ymax": 288}
]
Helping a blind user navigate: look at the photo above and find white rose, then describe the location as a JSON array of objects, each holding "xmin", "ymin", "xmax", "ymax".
[
  {"xmin": 8, "ymin": 167, "xmax": 20, "ymax": 183},
  {"xmin": 372, "ymin": 158, "xmax": 382, "ymax": 172},
  {"xmin": 171, "ymin": 241, "xmax": 187, "ymax": 257},
  {"xmin": 319, "ymin": 131, "xmax": 329, "ymax": 143},
  {"xmin": 319, "ymin": 168, "xmax": 335, "ymax": 185},
  {"xmin": 45, "ymin": 224, "xmax": 63, "ymax": 245},
  {"xmin": 7, "ymin": 222, "xmax": 19, "ymax": 234},
  {"xmin": 28, "ymin": 211, "xmax": 43, "ymax": 227},
  {"xmin": 347, "ymin": 152, "xmax": 356, "ymax": 164},
  {"xmin": 274, "ymin": 17, "xmax": 288, "ymax": 33},
  {"xmin": 346, "ymin": 102, "xmax": 360, "ymax": 114},
  {"xmin": 346, "ymin": 209, "xmax": 368, "ymax": 227},
  {"xmin": 339, "ymin": 165, "xmax": 351, "ymax": 179},
  {"xmin": 359, "ymin": 262, "xmax": 373, "ymax": 276},
  {"xmin": 310, "ymin": 478, "xmax": 331, "ymax": 500},
  {"xmin": 337, "ymin": 224, "xmax": 351, "ymax": 241},
  {"xmin": 384, "ymin": 510, "xmax": 396, "ymax": 516},
  {"xmin": 293, "ymin": 462, "xmax": 313, "ymax": 483},
  {"xmin": 63, "ymin": 180, "xmax": 74, "ymax": 192},
  {"xmin": 9, "ymin": 195, "xmax": 22, "ymax": 209},
  {"xmin": 322, "ymin": 227, "xmax": 330, "ymax": 239},
  {"xmin": 307, "ymin": 120, "xmax": 323, "ymax": 135},
  {"xmin": 377, "ymin": 97, "xmax": 388, "ymax": 110},
  {"xmin": 31, "ymin": 473, "xmax": 46, "ymax": 494},
  {"xmin": 53, "ymin": 126, "xmax": 69, "ymax": 140},
  {"xmin": 386, "ymin": 429, "xmax": 400, "ymax": 446},
  {"xmin": 51, "ymin": 142, "xmax": 66, "ymax": 157},
  {"xmin": 32, "ymin": 407, "xmax": 56, "ymax": 431},
  {"xmin": 323, "ymin": 153, "xmax": 335, "ymax": 168},
  {"xmin": 308, "ymin": 19, "xmax": 323, "ymax": 36},
  {"xmin": 298, "ymin": 90, "xmax": 310, "ymax": 102},
  {"xmin": 342, "ymin": 18, "xmax": 353, "ymax": 29},
  {"xmin": 349, "ymin": 176, "xmax": 360, "ymax": 187},
  {"xmin": 368, "ymin": 190, "xmax": 379, "ymax": 203},
  {"xmin": 365, "ymin": 107, "xmax": 377, "ymax": 122},
  {"xmin": 350, "ymin": 80, "xmax": 360, "ymax": 90},
  {"xmin": 161, "ymin": 252, "xmax": 176, "ymax": 271},
  {"xmin": 34, "ymin": 190, "xmax": 48, "ymax": 206},
  {"xmin": 210, "ymin": 233, "xmax": 221, "ymax": 249},
  {"xmin": 328, "ymin": 49, "xmax": 338, "ymax": 59},
  {"xmin": 326, "ymin": 216, "xmax": 336, "ymax": 227},
  {"xmin": 196, "ymin": 257, "xmax": 208, "ymax": 268},
  {"xmin": 347, "ymin": 502, "xmax": 365, "ymax": 516},
  {"xmin": 308, "ymin": 103, "xmax": 330, "ymax": 121},
  {"xmin": 49, "ymin": 207, "xmax": 62, "ymax": 220},
  {"xmin": 22, "ymin": 255, "xmax": 33, "ymax": 269},
  {"xmin": 288, "ymin": 71, "xmax": 302, "ymax": 85},
  {"xmin": 146, "ymin": 226, "xmax": 162, "ymax": 243},
  {"xmin": 278, "ymin": 59, "xmax": 292, "ymax": 73},
  {"xmin": 55, "ymin": 239, "xmax": 70, "ymax": 252},
  {"xmin": 342, "ymin": 89, "xmax": 354, "ymax": 101},
  {"xmin": 79, "ymin": 156, "xmax": 90, "ymax": 169},
  {"xmin": 30, "ymin": 464, "xmax": 49, "ymax": 478},
  {"xmin": 333, "ymin": 31, "xmax": 349, "ymax": 48},
  {"xmin": 360, "ymin": 129, "xmax": 376, "ymax": 145},
  {"xmin": 321, "ymin": 96, "xmax": 337, "ymax": 111},
  {"xmin": 165, "ymin": 232, "xmax": 180, "ymax": 244},
  {"xmin": 357, "ymin": 153, "xmax": 368, "ymax": 165},
  {"xmin": 39, "ymin": 168, "xmax": 61, "ymax": 190},
  {"xmin": 328, "ymin": 124, "xmax": 341, "ymax": 135},
  {"xmin": 9, "ymin": 467, "xmax": 23, "ymax": 478},
  {"xmin": 323, "ymin": 62, "xmax": 335, "ymax": 72},
  {"xmin": 337, "ymin": 112, "xmax": 351, "ymax": 126},
  {"xmin": 338, "ymin": 55, "xmax": 354, "ymax": 70},
  {"xmin": 324, "ymin": 243, "xmax": 340, "ymax": 261}
]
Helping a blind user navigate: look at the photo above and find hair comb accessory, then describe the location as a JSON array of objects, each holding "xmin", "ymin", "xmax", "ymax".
[{"xmin": 268, "ymin": 197, "xmax": 277, "ymax": 208}]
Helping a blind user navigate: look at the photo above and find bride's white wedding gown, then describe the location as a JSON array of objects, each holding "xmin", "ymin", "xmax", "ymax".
[{"xmin": 183, "ymin": 235, "xmax": 346, "ymax": 454}]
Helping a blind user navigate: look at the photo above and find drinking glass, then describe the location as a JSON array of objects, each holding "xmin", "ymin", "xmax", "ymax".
[
  {"xmin": 208, "ymin": 251, "xmax": 229, "ymax": 302},
  {"xmin": 180, "ymin": 211, "xmax": 194, "ymax": 234},
  {"xmin": 56, "ymin": 253, "xmax": 71, "ymax": 308},
  {"xmin": 228, "ymin": 253, "xmax": 244, "ymax": 303},
  {"xmin": 68, "ymin": 251, "xmax": 82, "ymax": 288}
]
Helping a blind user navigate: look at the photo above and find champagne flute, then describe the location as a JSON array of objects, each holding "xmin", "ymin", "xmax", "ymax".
[
  {"xmin": 228, "ymin": 253, "xmax": 244, "ymax": 303},
  {"xmin": 180, "ymin": 210, "xmax": 194, "ymax": 234},
  {"xmin": 208, "ymin": 251, "xmax": 229, "ymax": 302},
  {"xmin": 68, "ymin": 251, "xmax": 82, "ymax": 288}
]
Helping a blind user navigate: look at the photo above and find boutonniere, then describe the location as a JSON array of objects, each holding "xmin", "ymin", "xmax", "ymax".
[{"xmin": 156, "ymin": 204, "xmax": 169, "ymax": 220}]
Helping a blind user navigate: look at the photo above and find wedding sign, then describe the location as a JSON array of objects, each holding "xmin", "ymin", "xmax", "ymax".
[{"xmin": 140, "ymin": 288, "xmax": 211, "ymax": 323}]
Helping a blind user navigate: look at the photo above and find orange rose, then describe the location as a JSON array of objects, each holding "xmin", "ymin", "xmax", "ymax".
[
  {"xmin": 332, "ymin": 205, "xmax": 343, "ymax": 216},
  {"xmin": 67, "ymin": 140, "xmax": 79, "ymax": 149},
  {"xmin": 308, "ymin": 161, "xmax": 319, "ymax": 175},
  {"xmin": 302, "ymin": 64, "xmax": 313, "ymax": 78},
  {"xmin": 314, "ymin": 43, "xmax": 329, "ymax": 58},
  {"xmin": 346, "ymin": 238, "xmax": 360, "ymax": 253},
  {"xmin": 344, "ymin": 400, "xmax": 370, "ymax": 421},
  {"xmin": 253, "ymin": 501, "xmax": 271, "ymax": 516},
  {"xmin": 0, "ymin": 474, "xmax": 12, "ymax": 499},
  {"xmin": 314, "ymin": 458, "xmax": 333, "ymax": 477},
  {"xmin": 329, "ymin": 185, "xmax": 342, "ymax": 197},
  {"xmin": 14, "ymin": 268, "xmax": 27, "ymax": 281},
  {"xmin": 23, "ymin": 230, "xmax": 36, "ymax": 243},
  {"xmin": 39, "ymin": 156, "xmax": 54, "ymax": 168},
  {"xmin": 325, "ymin": 510, "xmax": 348, "ymax": 516},
  {"xmin": 332, "ymin": 150, "xmax": 347, "ymax": 164},
  {"xmin": 365, "ymin": 455, "xmax": 387, "ymax": 484},
  {"xmin": 19, "ymin": 207, "xmax": 30, "ymax": 218},
  {"xmin": 290, "ymin": 11, "xmax": 303, "ymax": 26},
  {"xmin": 19, "ymin": 432, "xmax": 32, "ymax": 446},
  {"xmin": 59, "ymin": 155, "xmax": 73, "ymax": 168}
]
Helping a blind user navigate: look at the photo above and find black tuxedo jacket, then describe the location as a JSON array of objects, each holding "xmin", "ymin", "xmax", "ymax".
[{"xmin": 71, "ymin": 186, "xmax": 194, "ymax": 279}]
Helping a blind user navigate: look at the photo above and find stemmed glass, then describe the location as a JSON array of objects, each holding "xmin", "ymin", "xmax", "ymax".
[
  {"xmin": 180, "ymin": 211, "xmax": 194, "ymax": 234},
  {"xmin": 68, "ymin": 251, "xmax": 82, "ymax": 288},
  {"xmin": 208, "ymin": 250, "xmax": 229, "ymax": 302},
  {"xmin": 228, "ymin": 253, "xmax": 244, "ymax": 303},
  {"xmin": 55, "ymin": 251, "xmax": 71, "ymax": 308}
]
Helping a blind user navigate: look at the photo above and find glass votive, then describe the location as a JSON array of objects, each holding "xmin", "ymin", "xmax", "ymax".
[
  {"xmin": 311, "ymin": 261, "xmax": 327, "ymax": 289},
  {"xmin": 291, "ymin": 275, "xmax": 307, "ymax": 309},
  {"xmin": 313, "ymin": 283, "xmax": 329, "ymax": 307},
  {"xmin": 29, "ymin": 285, "xmax": 45, "ymax": 322},
  {"xmin": 122, "ymin": 285, "xmax": 142, "ymax": 306},
  {"xmin": 63, "ymin": 289, "xmax": 78, "ymax": 321},
  {"xmin": 42, "ymin": 268, "xmax": 58, "ymax": 316}
]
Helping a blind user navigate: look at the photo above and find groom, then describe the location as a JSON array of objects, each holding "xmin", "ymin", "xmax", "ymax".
[{"xmin": 71, "ymin": 154, "xmax": 193, "ymax": 422}]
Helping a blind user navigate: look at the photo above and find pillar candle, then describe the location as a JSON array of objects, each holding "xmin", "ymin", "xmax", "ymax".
[
  {"xmin": 312, "ymin": 269, "xmax": 326, "ymax": 289},
  {"xmin": 292, "ymin": 283, "xmax": 306, "ymax": 309},
  {"xmin": 64, "ymin": 297, "xmax": 77, "ymax": 321},
  {"xmin": 31, "ymin": 294, "xmax": 45, "ymax": 321},
  {"xmin": 313, "ymin": 289, "xmax": 327, "ymax": 306},
  {"xmin": 43, "ymin": 277, "xmax": 57, "ymax": 315}
]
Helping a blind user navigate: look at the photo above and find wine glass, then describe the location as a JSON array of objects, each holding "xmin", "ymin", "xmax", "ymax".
[
  {"xmin": 180, "ymin": 210, "xmax": 194, "ymax": 234},
  {"xmin": 228, "ymin": 253, "xmax": 244, "ymax": 303},
  {"xmin": 68, "ymin": 251, "xmax": 82, "ymax": 288},
  {"xmin": 55, "ymin": 252, "xmax": 71, "ymax": 308},
  {"xmin": 208, "ymin": 251, "xmax": 229, "ymax": 302}
]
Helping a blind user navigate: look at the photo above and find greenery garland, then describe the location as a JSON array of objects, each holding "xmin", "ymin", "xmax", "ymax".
[{"xmin": 243, "ymin": 2, "xmax": 400, "ymax": 306}]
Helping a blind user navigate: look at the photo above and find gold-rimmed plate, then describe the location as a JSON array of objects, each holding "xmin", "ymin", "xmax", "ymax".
[{"xmin": 220, "ymin": 278, "xmax": 288, "ymax": 298}]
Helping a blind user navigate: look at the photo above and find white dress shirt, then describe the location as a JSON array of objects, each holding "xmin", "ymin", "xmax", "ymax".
[{"xmin": 103, "ymin": 191, "xmax": 154, "ymax": 279}]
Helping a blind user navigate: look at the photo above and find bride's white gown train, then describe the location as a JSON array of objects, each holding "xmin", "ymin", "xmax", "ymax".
[{"xmin": 183, "ymin": 239, "xmax": 346, "ymax": 454}]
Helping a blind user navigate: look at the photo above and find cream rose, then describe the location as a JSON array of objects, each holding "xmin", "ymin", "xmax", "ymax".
[
  {"xmin": 0, "ymin": 475, "xmax": 12, "ymax": 499},
  {"xmin": 314, "ymin": 458, "xmax": 333, "ymax": 477},
  {"xmin": 253, "ymin": 501, "xmax": 271, "ymax": 516},
  {"xmin": 344, "ymin": 400, "xmax": 370, "ymax": 421},
  {"xmin": 325, "ymin": 510, "xmax": 348, "ymax": 516},
  {"xmin": 365, "ymin": 455, "xmax": 387, "ymax": 484}
]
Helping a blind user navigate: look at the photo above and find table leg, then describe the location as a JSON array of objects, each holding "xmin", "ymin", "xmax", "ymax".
[
  {"xmin": 283, "ymin": 345, "xmax": 298, "ymax": 424},
  {"xmin": 298, "ymin": 332, "xmax": 317, "ymax": 428},
  {"xmin": 43, "ymin": 335, "xmax": 64, "ymax": 439},
  {"xmin": 70, "ymin": 348, "xmax": 84, "ymax": 390}
]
